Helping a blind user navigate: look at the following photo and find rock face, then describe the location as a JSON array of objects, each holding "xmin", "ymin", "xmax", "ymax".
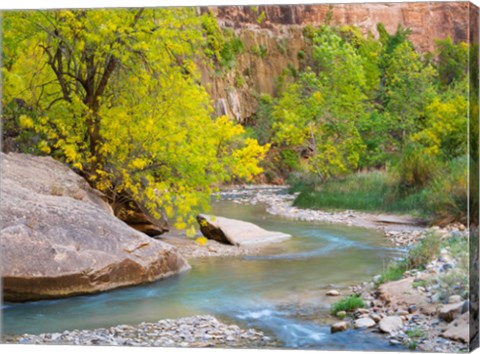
[
  {"xmin": 197, "ymin": 214, "xmax": 291, "ymax": 247},
  {"xmin": 0, "ymin": 153, "xmax": 190, "ymax": 301},
  {"xmin": 198, "ymin": 3, "xmax": 476, "ymax": 124},
  {"xmin": 208, "ymin": 3, "xmax": 473, "ymax": 52}
]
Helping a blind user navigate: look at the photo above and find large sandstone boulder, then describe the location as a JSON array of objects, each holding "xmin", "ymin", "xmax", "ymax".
[
  {"xmin": 377, "ymin": 277, "xmax": 437, "ymax": 315},
  {"xmin": 1, "ymin": 153, "xmax": 190, "ymax": 301},
  {"xmin": 441, "ymin": 312, "xmax": 469, "ymax": 343},
  {"xmin": 197, "ymin": 214, "xmax": 291, "ymax": 247}
]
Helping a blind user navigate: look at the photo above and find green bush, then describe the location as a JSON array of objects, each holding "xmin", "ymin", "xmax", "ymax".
[
  {"xmin": 391, "ymin": 144, "xmax": 441, "ymax": 190},
  {"xmin": 406, "ymin": 230, "xmax": 442, "ymax": 269},
  {"xmin": 424, "ymin": 156, "xmax": 468, "ymax": 224},
  {"xmin": 331, "ymin": 295, "xmax": 365, "ymax": 314},
  {"xmin": 280, "ymin": 149, "xmax": 300, "ymax": 171}
]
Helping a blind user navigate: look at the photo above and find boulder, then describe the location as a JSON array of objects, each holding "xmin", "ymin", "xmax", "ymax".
[
  {"xmin": 379, "ymin": 316, "xmax": 403, "ymax": 334},
  {"xmin": 439, "ymin": 302, "xmax": 465, "ymax": 323},
  {"xmin": 441, "ymin": 312, "xmax": 469, "ymax": 343},
  {"xmin": 331, "ymin": 321, "xmax": 349, "ymax": 333},
  {"xmin": 377, "ymin": 277, "xmax": 437, "ymax": 315},
  {"xmin": 196, "ymin": 214, "xmax": 291, "ymax": 247},
  {"xmin": 354, "ymin": 318, "xmax": 376, "ymax": 329},
  {"xmin": 1, "ymin": 153, "xmax": 190, "ymax": 301}
]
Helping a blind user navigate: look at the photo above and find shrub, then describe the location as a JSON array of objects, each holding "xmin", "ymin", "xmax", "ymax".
[
  {"xmin": 331, "ymin": 295, "xmax": 365, "ymax": 314},
  {"xmin": 406, "ymin": 230, "xmax": 442, "ymax": 269},
  {"xmin": 391, "ymin": 144, "xmax": 441, "ymax": 190},
  {"xmin": 424, "ymin": 156, "xmax": 468, "ymax": 224}
]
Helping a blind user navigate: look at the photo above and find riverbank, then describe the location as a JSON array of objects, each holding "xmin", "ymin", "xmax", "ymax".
[
  {"xmin": 331, "ymin": 227, "xmax": 470, "ymax": 352},
  {"xmin": 218, "ymin": 185, "xmax": 429, "ymax": 247},
  {"xmin": 217, "ymin": 185, "xmax": 470, "ymax": 352},
  {"xmin": 2, "ymin": 315, "xmax": 272, "ymax": 348}
]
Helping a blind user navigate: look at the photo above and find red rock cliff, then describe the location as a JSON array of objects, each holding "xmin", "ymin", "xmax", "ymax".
[
  {"xmin": 198, "ymin": 2, "xmax": 478, "ymax": 122},
  {"xmin": 206, "ymin": 2, "xmax": 475, "ymax": 52}
]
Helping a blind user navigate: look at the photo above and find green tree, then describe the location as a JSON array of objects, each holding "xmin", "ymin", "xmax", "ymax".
[
  {"xmin": 271, "ymin": 27, "xmax": 366, "ymax": 179},
  {"xmin": 3, "ymin": 8, "xmax": 268, "ymax": 233},
  {"xmin": 435, "ymin": 37, "xmax": 468, "ymax": 87},
  {"xmin": 383, "ymin": 41, "xmax": 437, "ymax": 147}
]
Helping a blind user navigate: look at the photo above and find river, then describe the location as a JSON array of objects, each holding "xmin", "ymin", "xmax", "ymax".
[{"xmin": 2, "ymin": 190, "xmax": 406, "ymax": 350}]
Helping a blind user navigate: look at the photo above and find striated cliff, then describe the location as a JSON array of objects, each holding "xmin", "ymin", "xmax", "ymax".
[{"xmin": 198, "ymin": 2, "xmax": 476, "ymax": 123}]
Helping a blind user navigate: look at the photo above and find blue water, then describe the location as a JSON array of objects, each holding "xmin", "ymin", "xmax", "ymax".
[{"xmin": 2, "ymin": 197, "xmax": 405, "ymax": 351}]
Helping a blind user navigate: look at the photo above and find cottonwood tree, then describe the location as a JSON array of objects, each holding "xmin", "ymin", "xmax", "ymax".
[{"xmin": 3, "ymin": 8, "xmax": 268, "ymax": 233}]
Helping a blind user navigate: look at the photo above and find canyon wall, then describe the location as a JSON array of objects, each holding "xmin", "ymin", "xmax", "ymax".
[{"xmin": 199, "ymin": 2, "xmax": 476, "ymax": 123}]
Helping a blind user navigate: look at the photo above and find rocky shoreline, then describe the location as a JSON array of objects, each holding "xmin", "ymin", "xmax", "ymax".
[
  {"xmin": 3, "ymin": 315, "xmax": 272, "ymax": 348},
  {"xmin": 218, "ymin": 185, "xmax": 428, "ymax": 247},
  {"xmin": 218, "ymin": 185, "xmax": 470, "ymax": 352},
  {"xmin": 331, "ymin": 226, "xmax": 470, "ymax": 352}
]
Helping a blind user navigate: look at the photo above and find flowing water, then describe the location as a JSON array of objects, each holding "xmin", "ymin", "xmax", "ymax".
[{"xmin": 2, "ymin": 191, "xmax": 406, "ymax": 351}]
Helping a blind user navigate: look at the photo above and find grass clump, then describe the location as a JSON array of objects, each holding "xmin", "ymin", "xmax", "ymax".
[
  {"xmin": 376, "ymin": 230, "xmax": 442, "ymax": 285},
  {"xmin": 406, "ymin": 327, "xmax": 426, "ymax": 339},
  {"xmin": 290, "ymin": 155, "xmax": 468, "ymax": 224},
  {"xmin": 292, "ymin": 171, "xmax": 424, "ymax": 214},
  {"xmin": 331, "ymin": 295, "xmax": 365, "ymax": 314},
  {"xmin": 406, "ymin": 230, "xmax": 442, "ymax": 269},
  {"xmin": 377, "ymin": 261, "xmax": 408, "ymax": 284}
]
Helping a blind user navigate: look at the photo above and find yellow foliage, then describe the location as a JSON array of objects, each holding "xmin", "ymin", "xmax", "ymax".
[{"xmin": 196, "ymin": 236, "xmax": 208, "ymax": 246}]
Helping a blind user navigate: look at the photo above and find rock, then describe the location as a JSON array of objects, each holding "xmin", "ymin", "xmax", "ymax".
[
  {"xmin": 196, "ymin": 214, "xmax": 291, "ymax": 247},
  {"xmin": 370, "ymin": 314, "xmax": 382, "ymax": 323},
  {"xmin": 408, "ymin": 305, "xmax": 417, "ymax": 313},
  {"xmin": 377, "ymin": 277, "xmax": 437, "ymax": 315},
  {"xmin": 326, "ymin": 290, "xmax": 340, "ymax": 296},
  {"xmin": 356, "ymin": 308, "xmax": 370, "ymax": 315},
  {"xmin": 331, "ymin": 321, "xmax": 348, "ymax": 333},
  {"xmin": 354, "ymin": 318, "xmax": 376, "ymax": 329},
  {"xmin": 336, "ymin": 311, "xmax": 347, "ymax": 319},
  {"xmin": 379, "ymin": 316, "xmax": 403, "ymax": 334},
  {"xmin": 441, "ymin": 312, "xmax": 469, "ymax": 343},
  {"xmin": 439, "ymin": 302, "xmax": 465, "ymax": 323},
  {"xmin": 397, "ymin": 310, "xmax": 409, "ymax": 316},
  {"xmin": 1, "ymin": 153, "xmax": 190, "ymax": 301},
  {"xmin": 448, "ymin": 295, "xmax": 463, "ymax": 304}
]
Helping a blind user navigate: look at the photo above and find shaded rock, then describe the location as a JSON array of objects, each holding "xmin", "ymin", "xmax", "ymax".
[
  {"xmin": 114, "ymin": 199, "xmax": 169, "ymax": 236},
  {"xmin": 331, "ymin": 321, "xmax": 348, "ymax": 333},
  {"xmin": 370, "ymin": 314, "xmax": 382, "ymax": 323},
  {"xmin": 326, "ymin": 290, "xmax": 340, "ymax": 296},
  {"xmin": 379, "ymin": 316, "xmax": 403, "ymax": 334},
  {"xmin": 439, "ymin": 302, "xmax": 465, "ymax": 323},
  {"xmin": 1, "ymin": 153, "xmax": 190, "ymax": 301},
  {"xmin": 354, "ymin": 318, "xmax": 376, "ymax": 329},
  {"xmin": 441, "ymin": 312, "xmax": 469, "ymax": 343},
  {"xmin": 197, "ymin": 214, "xmax": 291, "ymax": 247}
]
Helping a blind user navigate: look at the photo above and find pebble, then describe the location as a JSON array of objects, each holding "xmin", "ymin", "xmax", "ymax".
[{"xmin": 3, "ymin": 315, "xmax": 271, "ymax": 347}]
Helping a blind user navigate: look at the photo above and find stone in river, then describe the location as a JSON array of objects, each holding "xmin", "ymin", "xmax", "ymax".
[
  {"xmin": 1, "ymin": 153, "xmax": 190, "ymax": 301},
  {"xmin": 331, "ymin": 321, "xmax": 348, "ymax": 333},
  {"xmin": 196, "ymin": 214, "xmax": 291, "ymax": 247}
]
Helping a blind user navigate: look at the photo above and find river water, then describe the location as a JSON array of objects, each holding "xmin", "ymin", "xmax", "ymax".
[{"xmin": 2, "ymin": 192, "xmax": 405, "ymax": 351}]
